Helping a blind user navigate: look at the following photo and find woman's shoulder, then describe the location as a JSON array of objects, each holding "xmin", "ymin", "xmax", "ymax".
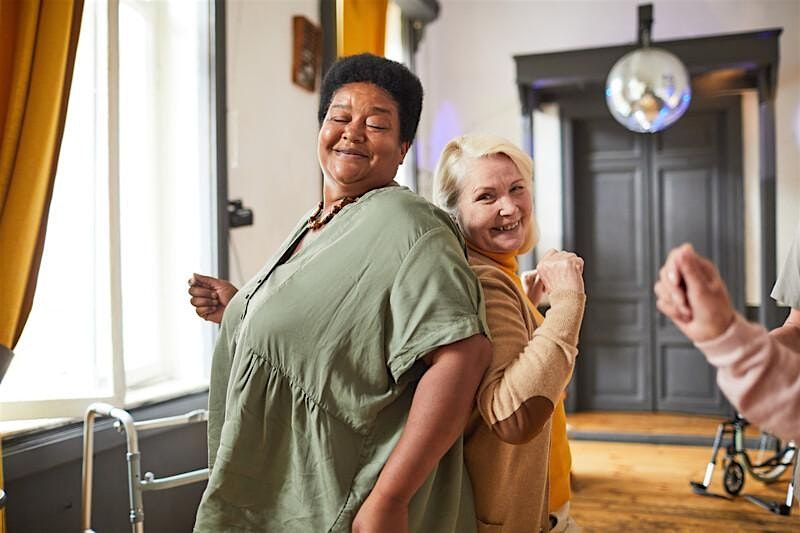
[
  {"xmin": 340, "ymin": 187, "xmax": 470, "ymax": 272},
  {"xmin": 471, "ymin": 264, "xmax": 534, "ymax": 334},
  {"xmin": 361, "ymin": 186, "xmax": 461, "ymax": 240},
  {"xmin": 471, "ymin": 264, "xmax": 525, "ymax": 304}
]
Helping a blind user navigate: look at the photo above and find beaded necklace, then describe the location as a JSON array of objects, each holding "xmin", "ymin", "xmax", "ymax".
[{"xmin": 305, "ymin": 195, "xmax": 359, "ymax": 230}]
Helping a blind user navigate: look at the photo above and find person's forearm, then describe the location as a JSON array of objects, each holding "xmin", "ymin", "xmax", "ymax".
[
  {"xmin": 479, "ymin": 289, "xmax": 585, "ymax": 444},
  {"xmin": 697, "ymin": 314, "xmax": 800, "ymax": 441},
  {"xmin": 369, "ymin": 336, "xmax": 490, "ymax": 505}
]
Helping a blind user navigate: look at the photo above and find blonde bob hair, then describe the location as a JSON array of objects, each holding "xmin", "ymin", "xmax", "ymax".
[{"xmin": 433, "ymin": 134, "xmax": 537, "ymax": 245}]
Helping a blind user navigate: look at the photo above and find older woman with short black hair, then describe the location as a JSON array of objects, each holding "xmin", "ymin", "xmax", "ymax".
[{"xmin": 191, "ymin": 55, "xmax": 491, "ymax": 533}]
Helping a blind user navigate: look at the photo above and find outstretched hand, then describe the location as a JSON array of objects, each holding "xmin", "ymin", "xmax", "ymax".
[
  {"xmin": 188, "ymin": 273, "xmax": 238, "ymax": 324},
  {"xmin": 654, "ymin": 244, "xmax": 735, "ymax": 343}
]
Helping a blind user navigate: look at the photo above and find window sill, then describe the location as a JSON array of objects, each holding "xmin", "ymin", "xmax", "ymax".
[
  {"xmin": 0, "ymin": 418, "xmax": 73, "ymax": 439},
  {"xmin": 2, "ymin": 390, "xmax": 209, "ymax": 484},
  {"xmin": 125, "ymin": 378, "xmax": 209, "ymax": 409},
  {"xmin": 0, "ymin": 378, "xmax": 209, "ymax": 439}
]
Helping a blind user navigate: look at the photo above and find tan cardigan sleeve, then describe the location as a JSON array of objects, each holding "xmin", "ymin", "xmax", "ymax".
[{"xmin": 475, "ymin": 267, "xmax": 586, "ymax": 444}]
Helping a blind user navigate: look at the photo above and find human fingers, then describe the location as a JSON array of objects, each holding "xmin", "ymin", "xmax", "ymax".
[
  {"xmin": 522, "ymin": 269, "xmax": 537, "ymax": 287},
  {"xmin": 678, "ymin": 250, "xmax": 716, "ymax": 290},
  {"xmin": 523, "ymin": 270, "xmax": 546, "ymax": 303},
  {"xmin": 661, "ymin": 250, "xmax": 683, "ymax": 287},
  {"xmin": 188, "ymin": 285, "xmax": 218, "ymax": 299},
  {"xmin": 657, "ymin": 257, "xmax": 691, "ymax": 318},
  {"xmin": 195, "ymin": 305, "xmax": 218, "ymax": 319},
  {"xmin": 655, "ymin": 289, "xmax": 690, "ymax": 324},
  {"xmin": 562, "ymin": 253, "xmax": 583, "ymax": 274},
  {"xmin": 679, "ymin": 252, "xmax": 733, "ymax": 316},
  {"xmin": 692, "ymin": 254, "xmax": 722, "ymax": 286},
  {"xmin": 537, "ymin": 250, "xmax": 568, "ymax": 266},
  {"xmin": 188, "ymin": 273, "xmax": 205, "ymax": 286},
  {"xmin": 654, "ymin": 279, "xmax": 691, "ymax": 322},
  {"xmin": 538, "ymin": 255, "xmax": 583, "ymax": 292},
  {"xmin": 682, "ymin": 254, "xmax": 726, "ymax": 300},
  {"xmin": 190, "ymin": 272, "xmax": 219, "ymax": 288},
  {"xmin": 542, "ymin": 251, "xmax": 581, "ymax": 270},
  {"xmin": 190, "ymin": 295, "xmax": 219, "ymax": 308},
  {"xmin": 654, "ymin": 282, "xmax": 675, "ymax": 316}
]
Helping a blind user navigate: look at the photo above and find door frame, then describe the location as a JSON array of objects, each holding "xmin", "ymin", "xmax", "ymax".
[
  {"xmin": 560, "ymin": 93, "xmax": 746, "ymax": 301},
  {"xmin": 513, "ymin": 29, "xmax": 782, "ymax": 412},
  {"xmin": 561, "ymin": 95, "xmax": 744, "ymax": 413},
  {"xmin": 515, "ymin": 28, "xmax": 782, "ymax": 322}
]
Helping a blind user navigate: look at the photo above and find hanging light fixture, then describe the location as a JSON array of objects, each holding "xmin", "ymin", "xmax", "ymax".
[{"xmin": 605, "ymin": 4, "xmax": 691, "ymax": 133}]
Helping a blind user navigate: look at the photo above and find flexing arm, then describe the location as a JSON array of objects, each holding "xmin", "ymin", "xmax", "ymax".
[
  {"xmin": 477, "ymin": 271, "xmax": 585, "ymax": 444},
  {"xmin": 477, "ymin": 250, "xmax": 586, "ymax": 445},
  {"xmin": 352, "ymin": 334, "xmax": 491, "ymax": 533}
]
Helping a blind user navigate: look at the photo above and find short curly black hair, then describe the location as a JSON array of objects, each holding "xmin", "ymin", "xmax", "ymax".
[{"xmin": 318, "ymin": 54, "xmax": 423, "ymax": 146}]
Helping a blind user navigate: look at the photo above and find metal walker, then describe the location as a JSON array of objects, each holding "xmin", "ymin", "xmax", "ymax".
[{"xmin": 81, "ymin": 402, "xmax": 210, "ymax": 532}]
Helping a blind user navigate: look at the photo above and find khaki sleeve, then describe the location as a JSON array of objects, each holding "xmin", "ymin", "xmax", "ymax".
[
  {"xmin": 386, "ymin": 227, "xmax": 488, "ymax": 384},
  {"xmin": 476, "ymin": 268, "xmax": 586, "ymax": 444}
]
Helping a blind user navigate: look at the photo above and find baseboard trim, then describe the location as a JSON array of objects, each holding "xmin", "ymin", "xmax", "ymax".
[{"xmin": 568, "ymin": 430, "xmax": 761, "ymax": 449}]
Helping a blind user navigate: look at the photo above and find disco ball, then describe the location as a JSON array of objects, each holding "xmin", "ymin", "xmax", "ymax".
[{"xmin": 605, "ymin": 47, "xmax": 692, "ymax": 133}]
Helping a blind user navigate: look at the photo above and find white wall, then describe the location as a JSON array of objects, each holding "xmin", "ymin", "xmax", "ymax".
[
  {"xmin": 226, "ymin": 0, "xmax": 321, "ymax": 285},
  {"xmin": 532, "ymin": 104, "xmax": 562, "ymax": 256},
  {"xmin": 415, "ymin": 0, "xmax": 800, "ymax": 300}
]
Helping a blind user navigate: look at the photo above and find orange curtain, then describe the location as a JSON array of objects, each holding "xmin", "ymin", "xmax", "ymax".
[
  {"xmin": 338, "ymin": 0, "xmax": 388, "ymax": 57},
  {"xmin": 0, "ymin": 1, "xmax": 84, "ymax": 529}
]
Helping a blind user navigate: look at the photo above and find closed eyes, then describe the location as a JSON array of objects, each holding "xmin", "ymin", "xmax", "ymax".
[{"xmin": 328, "ymin": 116, "xmax": 389, "ymax": 130}]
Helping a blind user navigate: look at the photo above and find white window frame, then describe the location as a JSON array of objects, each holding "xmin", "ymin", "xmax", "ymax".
[
  {"xmin": 385, "ymin": 1, "xmax": 418, "ymax": 192},
  {"xmin": 0, "ymin": 0, "xmax": 220, "ymax": 423}
]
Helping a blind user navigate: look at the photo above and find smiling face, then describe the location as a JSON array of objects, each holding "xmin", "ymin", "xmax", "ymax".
[
  {"xmin": 317, "ymin": 82, "xmax": 409, "ymax": 199},
  {"xmin": 455, "ymin": 154, "xmax": 533, "ymax": 254}
]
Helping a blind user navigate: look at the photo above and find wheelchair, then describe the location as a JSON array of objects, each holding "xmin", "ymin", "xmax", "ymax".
[{"xmin": 690, "ymin": 413, "xmax": 797, "ymax": 515}]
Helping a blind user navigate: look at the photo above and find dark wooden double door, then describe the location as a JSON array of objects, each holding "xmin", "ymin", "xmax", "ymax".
[{"xmin": 567, "ymin": 96, "xmax": 744, "ymax": 415}]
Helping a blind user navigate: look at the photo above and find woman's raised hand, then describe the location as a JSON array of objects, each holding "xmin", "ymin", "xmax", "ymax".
[
  {"xmin": 535, "ymin": 249, "xmax": 585, "ymax": 294},
  {"xmin": 521, "ymin": 269, "xmax": 546, "ymax": 306},
  {"xmin": 654, "ymin": 243, "xmax": 735, "ymax": 343},
  {"xmin": 187, "ymin": 273, "xmax": 238, "ymax": 324}
]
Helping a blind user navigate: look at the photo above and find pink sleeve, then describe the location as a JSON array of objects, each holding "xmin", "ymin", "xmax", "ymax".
[{"xmin": 696, "ymin": 314, "xmax": 800, "ymax": 441}]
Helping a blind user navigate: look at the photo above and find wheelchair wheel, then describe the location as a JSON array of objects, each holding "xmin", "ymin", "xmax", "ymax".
[{"xmin": 723, "ymin": 460, "xmax": 745, "ymax": 495}]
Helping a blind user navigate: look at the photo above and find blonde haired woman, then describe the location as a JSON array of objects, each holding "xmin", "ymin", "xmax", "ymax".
[{"xmin": 434, "ymin": 134, "xmax": 585, "ymax": 532}]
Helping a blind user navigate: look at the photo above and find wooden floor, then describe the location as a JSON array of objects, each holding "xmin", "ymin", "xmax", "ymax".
[
  {"xmin": 567, "ymin": 411, "xmax": 725, "ymax": 437},
  {"xmin": 567, "ymin": 414, "xmax": 798, "ymax": 531}
]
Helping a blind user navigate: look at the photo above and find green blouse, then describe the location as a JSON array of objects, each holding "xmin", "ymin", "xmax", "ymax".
[{"xmin": 194, "ymin": 186, "xmax": 487, "ymax": 532}]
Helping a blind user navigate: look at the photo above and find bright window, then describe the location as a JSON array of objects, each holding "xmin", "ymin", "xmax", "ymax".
[
  {"xmin": 385, "ymin": 0, "xmax": 417, "ymax": 191},
  {"xmin": 0, "ymin": 0, "xmax": 219, "ymax": 422}
]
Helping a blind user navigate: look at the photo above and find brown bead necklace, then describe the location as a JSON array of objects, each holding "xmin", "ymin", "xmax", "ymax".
[{"xmin": 306, "ymin": 196, "xmax": 359, "ymax": 230}]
